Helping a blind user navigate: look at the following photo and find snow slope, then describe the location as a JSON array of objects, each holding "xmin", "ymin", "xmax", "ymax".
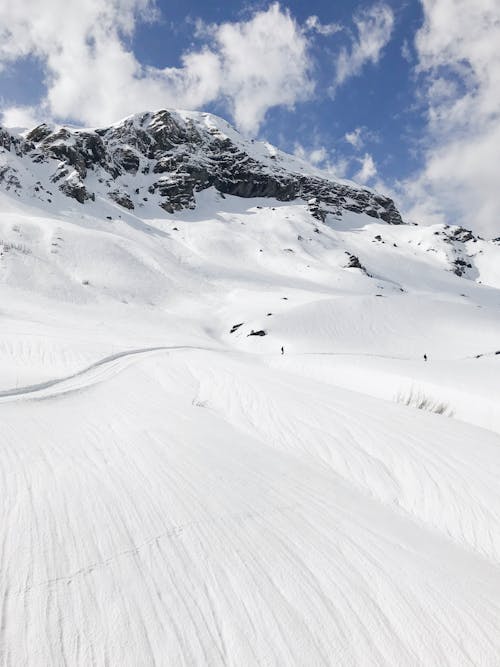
[
  {"xmin": 1, "ymin": 119, "xmax": 500, "ymax": 665},
  {"xmin": 2, "ymin": 348, "xmax": 500, "ymax": 666}
]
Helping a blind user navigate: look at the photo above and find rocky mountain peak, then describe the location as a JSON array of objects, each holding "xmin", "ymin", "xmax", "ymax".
[{"xmin": 0, "ymin": 109, "xmax": 403, "ymax": 224}]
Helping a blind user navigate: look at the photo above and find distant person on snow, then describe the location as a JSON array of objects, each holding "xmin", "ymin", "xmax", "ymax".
[
  {"xmin": 281, "ymin": 346, "xmax": 284, "ymax": 355},
  {"xmin": 424, "ymin": 353, "xmax": 428, "ymax": 362}
]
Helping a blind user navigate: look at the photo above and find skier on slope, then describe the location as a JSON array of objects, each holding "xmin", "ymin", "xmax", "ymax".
[
  {"xmin": 424, "ymin": 353, "xmax": 428, "ymax": 362},
  {"xmin": 281, "ymin": 346, "xmax": 284, "ymax": 355}
]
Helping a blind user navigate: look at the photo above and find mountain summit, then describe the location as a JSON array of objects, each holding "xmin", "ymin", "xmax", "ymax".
[{"xmin": 1, "ymin": 109, "xmax": 402, "ymax": 223}]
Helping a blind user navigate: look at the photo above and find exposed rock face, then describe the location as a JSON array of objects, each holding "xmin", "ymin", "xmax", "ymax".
[
  {"xmin": 432, "ymin": 225, "xmax": 479, "ymax": 279},
  {"xmin": 60, "ymin": 178, "xmax": 94, "ymax": 204},
  {"xmin": 344, "ymin": 252, "xmax": 371, "ymax": 276},
  {"xmin": 108, "ymin": 190, "xmax": 134, "ymax": 210},
  {"xmin": 307, "ymin": 197, "xmax": 327, "ymax": 222},
  {"xmin": 0, "ymin": 109, "xmax": 403, "ymax": 224},
  {"xmin": 443, "ymin": 226, "xmax": 477, "ymax": 244},
  {"xmin": 0, "ymin": 165, "xmax": 21, "ymax": 191},
  {"xmin": 452, "ymin": 257, "xmax": 473, "ymax": 277}
]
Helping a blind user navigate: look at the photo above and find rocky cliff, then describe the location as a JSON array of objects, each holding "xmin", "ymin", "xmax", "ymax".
[{"xmin": 0, "ymin": 109, "xmax": 403, "ymax": 224}]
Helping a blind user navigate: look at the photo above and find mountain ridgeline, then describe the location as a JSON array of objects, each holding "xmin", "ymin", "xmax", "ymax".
[{"xmin": 0, "ymin": 109, "xmax": 402, "ymax": 224}]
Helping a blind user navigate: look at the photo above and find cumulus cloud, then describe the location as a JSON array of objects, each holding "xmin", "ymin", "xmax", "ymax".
[
  {"xmin": 333, "ymin": 4, "xmax": 394, "ymax": 90},
  {"xmin": 0, "ymin": 105, "xmax": 41, "ymax": 130},
  {"xmin": 355, "ymin": 153, "xmax": 377, "ymax": 183},
  {"xmin": 0, "ymin": 1, "xmax": 313, "ymax": 134},
  {"xmin": 210, "ymin": 4, "xmax": 314, "ymax": 133},
  {"xmin": 402, "ymin": 0, "xmax": 500, "ymax": 237}
]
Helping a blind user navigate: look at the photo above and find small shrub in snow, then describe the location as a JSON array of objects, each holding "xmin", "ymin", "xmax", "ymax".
[
  {"xmin": 0, "ymin": 241, "xmax": 31, "ymax": 255},
  {"xmin": 395, "ymin": 389, "xmax": 454, "ymax": 417}
]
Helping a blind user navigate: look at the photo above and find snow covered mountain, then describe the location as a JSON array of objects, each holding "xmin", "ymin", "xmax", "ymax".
[
  {"xmin": 1, "ymin": 109, "xmax": 402, "ymax": 223},
  {"xmin": 1, "ymin": 110, "xmax": 500, "ymax": 665}
]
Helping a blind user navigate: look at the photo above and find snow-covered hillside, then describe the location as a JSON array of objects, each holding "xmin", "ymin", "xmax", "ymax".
[{"xmin": 1, "ymin": 112, "xmax": 500, "ymax": 665}]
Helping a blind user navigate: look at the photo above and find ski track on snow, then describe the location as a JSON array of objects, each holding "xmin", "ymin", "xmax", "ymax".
[{"xmin": 0, "ymin": 346, "xmax": 217, "ymax": 403}]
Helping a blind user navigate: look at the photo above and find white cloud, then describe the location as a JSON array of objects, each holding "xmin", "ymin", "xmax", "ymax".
[
  {"xmin": 211, "ymin": 4, "xmax": 314, "ymax": 134},
  {"xmin": 355, "ymin": 153, "xmax": 377, "ymax": 183},
  {"xmin": 0, "ymin": 1, "xmax": 313, "ymax": 134},
  {"xmin": 402, "ymin": 0, "xmax": 500, "ymax": 237},
  {"xmin": 325, "ymin": 157, "xmax": 350, "ymax": 180},
  {"xmin": 345, "ymin": 127, "xmax": 363, "ymax": 149},
  {"xmin": 333, "ymin": 4, "xmax": 394, "ymax": 90},
  {"xmin": 0, "ymin": 105, "xmax": 41, "ymax": 130},
  {"xmin": 294, "ymin": 143, "xmax": 327, "ymax": 165},
  {"xmin": 293, "ymin": 142, "xmax": 350, "ymax": 179},
  {"xmin": 401, "ymin": 39, "xmax": 412, "ymax": 63},
  {"xmin": 305, "ymin": 15, "xmax": 341, "ymax": 36},
  {"xmin": 425, "ymin": 76, "xmax": 458, "ymax": 106},
  {"xmin": 308, "ymin": 147, "xmax": 328, "ymax": 164}
]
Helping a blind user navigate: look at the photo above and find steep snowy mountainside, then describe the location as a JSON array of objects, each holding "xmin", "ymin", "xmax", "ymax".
[
  {"xmin": 0, "ymin": 109, "xmax": 402, "ymax": 223},
  {"xmin": 1, "ymin": 111, "xmax": 500, "ymax": 665}
]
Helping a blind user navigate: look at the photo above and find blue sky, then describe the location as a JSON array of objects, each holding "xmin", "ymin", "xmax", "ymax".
[
  {"xmin": 133, "ymin": 0, "xmax": 425, "ymax": 184},
  {"xmin": 0, "ymin": 1, "xmax": 498, "ymax": 237}
]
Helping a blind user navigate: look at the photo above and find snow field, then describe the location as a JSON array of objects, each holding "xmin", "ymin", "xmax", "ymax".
[{"xmin": 0, "ymin": 187, "xmax": 500, "ymax": 664}]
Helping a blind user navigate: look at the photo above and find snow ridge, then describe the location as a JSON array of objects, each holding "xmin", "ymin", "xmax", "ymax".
[{"xmin": 0, "ymin": 109, "xmax": 402, "ymax": 223}]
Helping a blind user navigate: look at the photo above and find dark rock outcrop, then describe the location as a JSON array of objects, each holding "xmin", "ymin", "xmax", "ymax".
[
  {"xmin": 59, "ymin": 179, "xmax": 94, "ymax": 204},
  {"xmin": 344, "ymin": 252, "xmax": 371, "ymax": 275},
  {"xmin": 452, "ymin": 257, "xmax": 473, "ymax": 277},
  {"xmin": 109, "ymin": 190, "xmax": 134, "ymax": 210},
  {"xmin": 0, "ymin": 110, "xmax": 404, "ymax": 223}
]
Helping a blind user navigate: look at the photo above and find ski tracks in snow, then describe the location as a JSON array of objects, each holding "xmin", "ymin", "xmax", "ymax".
[{"xmin": 0, "ymin": 345, "xmax": 217, "ymax": 403}]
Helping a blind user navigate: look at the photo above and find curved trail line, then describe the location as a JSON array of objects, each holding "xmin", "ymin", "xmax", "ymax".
[
  {"xmin": 0, "ymin": 345, "xmax": 215, "ymax": 403},
  {"xmin": 2, "ymin": 344, "xmax": 491, "ymax": 404}
]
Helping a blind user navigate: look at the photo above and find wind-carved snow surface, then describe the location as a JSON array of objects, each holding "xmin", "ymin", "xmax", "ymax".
[{"xmin": 1, "ymin": 115, "xmax": 500, "ymax": 665}]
